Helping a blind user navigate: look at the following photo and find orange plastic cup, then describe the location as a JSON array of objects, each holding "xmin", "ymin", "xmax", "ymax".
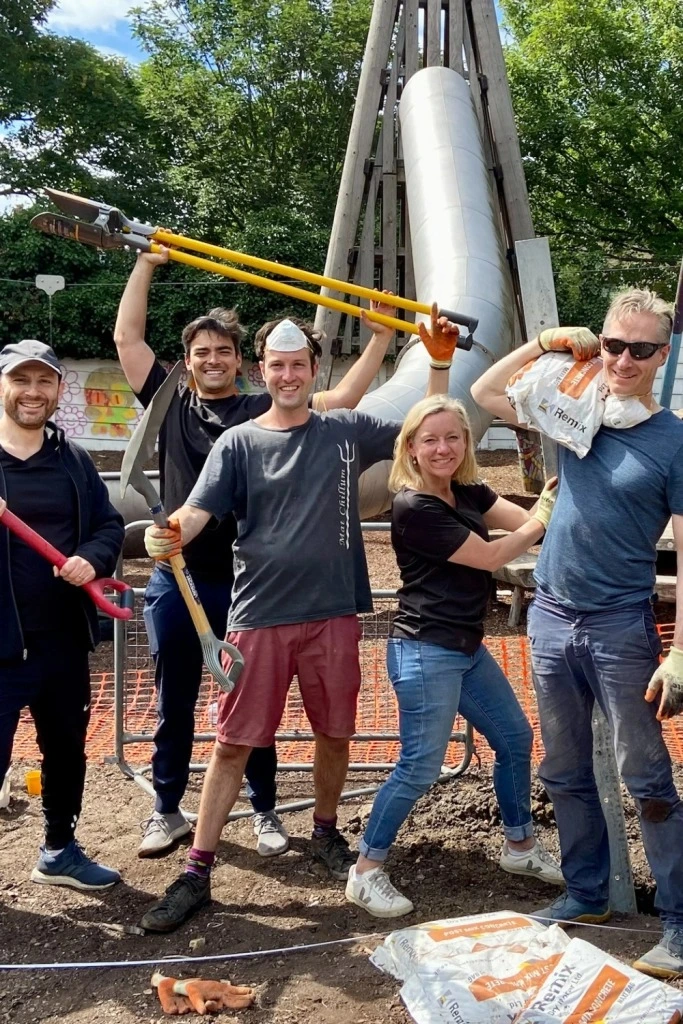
[{"xmin": 25, "ymin": 769, "xmax": 41, "ymax": 796}]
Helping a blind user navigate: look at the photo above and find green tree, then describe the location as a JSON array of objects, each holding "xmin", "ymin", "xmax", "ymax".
[
  {"xmin": 132, "ymin": 0, "xmax": 372, "ymax": 236},
  {"xmin": 0, "ymin": 206, "xmax": 328, "ymax": 360},
  {"xmin": 501, "ymin": 0, "xmax": 683, "ymax": 281},
  {"xmin": 0, "ymin": 0, "xmax": 167, "ymax": 214}
]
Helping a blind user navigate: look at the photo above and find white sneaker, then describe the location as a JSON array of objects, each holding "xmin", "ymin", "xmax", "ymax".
[
  {"xmin": 345, "ymin": 865, "xmax": 414, "ymax": 918},
  {"xmin": 138, "ymin": 811, "xmax": 192, "ymax": 858},
  {"xmin": 253, "ymin": 811, "xmax": 289, "ymax": 857},
  {"xmin": 499, "ymin": 840, "xmax": 564, "ymax": 885}
]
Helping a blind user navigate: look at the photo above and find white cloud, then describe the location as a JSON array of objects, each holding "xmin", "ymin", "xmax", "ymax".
[{"xmin": 47, "ymin": 0, "xmax": 141, "ymax": 32}]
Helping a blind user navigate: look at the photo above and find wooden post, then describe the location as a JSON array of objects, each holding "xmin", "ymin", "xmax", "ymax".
[
  {"xmin": 515, "ymin": 237, "xmax": 559, "ymax": 485},
  {"xmin": 448, "ymin": 0, "xmax": 464, "ymax": 73},
  {"xmin": 467, "ymin": 0, "xmax": 534, "ymax": 242},
  {"xmin": 314, "ymin": 0, "xmax": 398, "ymax": 388}
]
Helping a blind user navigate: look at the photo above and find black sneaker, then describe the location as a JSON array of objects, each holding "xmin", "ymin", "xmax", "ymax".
[
  {"xmin": 310, "ymin": 829, "xmax": 356, "ymax": 880},
  {"xmin": 139, "ymin": 872, "xmax": 211, "ymax": 933}
]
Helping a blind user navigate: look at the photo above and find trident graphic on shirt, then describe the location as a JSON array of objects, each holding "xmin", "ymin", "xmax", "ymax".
[{"xmin": 336, "ymin": 440, "xmax": 356, "ymax": 549}]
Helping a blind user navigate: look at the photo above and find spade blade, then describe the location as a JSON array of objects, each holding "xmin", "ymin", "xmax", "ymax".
[{"xmin": 120, "ymin": 361, "xmax": 185, "ymax": 503}]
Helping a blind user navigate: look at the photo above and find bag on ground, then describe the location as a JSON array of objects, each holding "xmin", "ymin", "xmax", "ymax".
[{"xmin": 515, "ymin": 937, "xmax": 683, "ymax": 1023}]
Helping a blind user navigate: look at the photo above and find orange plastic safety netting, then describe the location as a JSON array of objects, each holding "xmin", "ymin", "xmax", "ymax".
[{"xmin": 10, "ymin": 608, "xmax": 681, "ymax": 768}]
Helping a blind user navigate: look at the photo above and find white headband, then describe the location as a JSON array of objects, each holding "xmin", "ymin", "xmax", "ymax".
[{"xmin": 265, "ymin": 319, "xmax": 309, "ymax": 352}]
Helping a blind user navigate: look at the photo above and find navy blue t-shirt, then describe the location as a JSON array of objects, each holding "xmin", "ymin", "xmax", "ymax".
[{"xmin": 535, "ymin": 409, "xmax": 683, "ymax": 610}]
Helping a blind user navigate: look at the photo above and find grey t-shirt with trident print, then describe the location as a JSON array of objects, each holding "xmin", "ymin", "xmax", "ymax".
[{"xmin": 186, "ymin": 410, "xmax": 400, "ymax": 630}]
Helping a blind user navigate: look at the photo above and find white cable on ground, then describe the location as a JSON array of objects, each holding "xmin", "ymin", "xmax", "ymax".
[{"xmin": 0, "ymin": 916, "xmax": 663, "ymax": 972}]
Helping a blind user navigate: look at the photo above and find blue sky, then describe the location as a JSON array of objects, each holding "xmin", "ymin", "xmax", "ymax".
[
  {"xmin": 46, "ymin": 1, "xmax": 504, "ymax": 64},
  {"xmin": 46, "ymin": 1, "xmax": 147, "ymax": 63}
]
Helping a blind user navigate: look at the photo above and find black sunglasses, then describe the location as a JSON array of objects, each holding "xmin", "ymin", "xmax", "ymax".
[{"xmin": 601, "ymin": 337, "xmax": 667, "ymax": 361}]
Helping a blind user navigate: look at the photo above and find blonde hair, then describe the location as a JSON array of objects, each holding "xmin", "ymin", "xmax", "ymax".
[
  {"xmin": 603, "ymin": 288, "xmax": 674, "ymax": 345},
  {"xmin": 389, "ymin": 395, "xmax": 479, "ymax": 492}
]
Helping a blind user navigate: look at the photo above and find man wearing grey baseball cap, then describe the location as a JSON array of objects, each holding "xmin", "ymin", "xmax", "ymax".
[
  {"xmin": 0, "ymin": 338, "xmax": 124, "ymax": 891},
  {"xmin": 0, "ymin": 339, "xmax": 63, "ymax": 379}
]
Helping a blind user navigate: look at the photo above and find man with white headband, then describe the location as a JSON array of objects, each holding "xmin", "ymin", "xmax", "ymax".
[
  {"xmin": 115, "ymin": 251, "xmax": 402, "ymax": 861},
  {"xmin": 138, "ymin": 305, "xmax": 459, "ymax": 933}
]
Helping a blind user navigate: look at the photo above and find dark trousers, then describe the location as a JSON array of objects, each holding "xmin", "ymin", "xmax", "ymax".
[
  {"xmin": 143, "ymin": 566, "xmax": 277, "ymax": 815},
  {"xmin": 0, "ymin": 632, "xmax": 90, "ymax": 849}
]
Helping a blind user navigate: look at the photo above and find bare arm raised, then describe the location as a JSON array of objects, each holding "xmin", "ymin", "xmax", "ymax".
[{"xmin": 114, "ymin": 250, "xmax": 169, "ymax": 393}]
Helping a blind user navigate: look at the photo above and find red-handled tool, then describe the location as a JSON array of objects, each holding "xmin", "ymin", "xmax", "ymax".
[{"xmin": 0, "ymin": 504, "xmax": 134, "ymax": 620}]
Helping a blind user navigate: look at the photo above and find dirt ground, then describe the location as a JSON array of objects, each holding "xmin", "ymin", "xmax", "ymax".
[{"xmin": 1, "ymin": 451, "xmax": 680, "ymax": 1023}]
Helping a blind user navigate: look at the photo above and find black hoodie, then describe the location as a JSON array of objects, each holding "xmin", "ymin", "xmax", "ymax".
[{"xmin": 0, "ymin": 423, "xmax": 124, "ymax": 661}]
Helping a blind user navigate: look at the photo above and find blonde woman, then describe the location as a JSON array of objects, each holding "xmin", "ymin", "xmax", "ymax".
[{"xmin": 346, "ymin": 395, "xmax": 560, "ymax": 918}]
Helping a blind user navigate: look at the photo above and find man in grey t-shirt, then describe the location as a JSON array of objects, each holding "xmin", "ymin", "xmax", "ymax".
[{"xmin": 138, "ymin": 309, "xmax": 459, "ymax": 933}]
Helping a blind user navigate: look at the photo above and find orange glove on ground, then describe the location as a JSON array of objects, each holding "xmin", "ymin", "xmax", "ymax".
[
  {"xmin": 153, "ymin": 976, "xmax": 192, "ymax": 1015},
  {"xmin": 537, "ymin": 326, "xmax": 600, "ymax": 361},
  {"xmin": 175, "ymin": 978, "xmax": 256, "ymax": 1015},
  {"xmin": 144, "ymin": 518, "xmax": 182, "ymax": 561},
  {"xmin": 418, "ymin": 301, "xmax": 460, "ymax": 369}
]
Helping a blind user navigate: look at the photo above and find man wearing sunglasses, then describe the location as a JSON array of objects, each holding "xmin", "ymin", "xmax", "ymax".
[{"xmin": 472, "ymin": 288, "xmax": 683, "ymax": 979}]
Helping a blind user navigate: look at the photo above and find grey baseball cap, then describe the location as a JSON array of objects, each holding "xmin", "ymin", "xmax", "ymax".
[{"xmin": 0, "ymin": 340, "xmax": 63, "ymax": 378}]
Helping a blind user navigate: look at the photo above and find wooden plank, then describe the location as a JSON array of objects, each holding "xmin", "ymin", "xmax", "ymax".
[
  {"xmin": 357, "ymin": 164, "xmax": 381, "ymax": 351},
  {"xmin": 404, "ymin": 0, "xmax": 419, "ymax": 81},
  {"xmin": 658, "ymin": 519, "xmax": 676, "ymax": 551},
  {"xmin": 340, "ymin": 309, "xmax": 354, "ymax": 355},
  {"xmin": 313, "ymin": 0, "xmax": 398, "ymax": 386},
  {"xmin": 468, "ymin": 0, "xmax": 535, "ymax": 242},
  {"xmin": 515, "ymin": 237, "xmax": 561, "ymax": 477},
  {"xmin": 382, "ymin": 13, "xmax": 399, "ymax": 356},
  {"xmin": 448, "ymin": 0, "xmax": 464, "ymax": 73},
  {"xmin": 462, "ymin": 11, "xmax": 490, "ymax": 164},
  {"xmin": 426, "ymin": 0, "xmax": 441, "ymax": 67}
]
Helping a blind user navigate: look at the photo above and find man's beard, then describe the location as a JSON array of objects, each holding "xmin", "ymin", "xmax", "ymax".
[{"xmin": 4, "ymin": 395, "xmax": 58, "ymax": 430}]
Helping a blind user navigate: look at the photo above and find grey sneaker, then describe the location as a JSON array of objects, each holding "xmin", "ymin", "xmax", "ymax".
[
  {"xmin": 310, "ymin": 828, "xmax": 356, "ymax": 880},
  {"xmin": 138, "ymin": 811, "xmax": 191, "ymax": 858},
  {"xmin": 633, "ymin": 928, "xmax": 683, "ymax": 979},
  {"xmin": 499, "ymin": 841, "xmax": 564, "ymax": 885},
  {"xmin": 253, "ymin": 811, "xmax": 289, "ymax": 857},
  {"xmin": 140, "ymin": 872, "xmax": 211, "ymax": 934}
]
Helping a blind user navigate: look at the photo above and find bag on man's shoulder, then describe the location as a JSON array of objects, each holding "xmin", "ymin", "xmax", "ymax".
[{"xmin": 505, "ymin": 352, "xmax": 651, "ymax": 458}]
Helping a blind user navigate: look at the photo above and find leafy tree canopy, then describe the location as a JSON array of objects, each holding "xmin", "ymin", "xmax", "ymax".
[
  {"xmin": 132, "ymin": 0, "xmax": 372, "ymax": 235},
  {"xmin": 501, "ymin": 0, "xmax": 683, "ymax": 274},
  {"xmin": 0, "ymin": 0, "xmax": 168, "ymax": 214}
]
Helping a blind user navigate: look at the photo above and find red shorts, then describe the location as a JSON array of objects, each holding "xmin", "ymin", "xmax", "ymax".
[{"xmin": 217, "ymin": 615, "xmax": 362, "ymax": 747}]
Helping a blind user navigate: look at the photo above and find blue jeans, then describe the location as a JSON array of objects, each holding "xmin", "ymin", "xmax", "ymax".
[
  {"xmin": 359, "ymin": 639, "xmax": 534, "ymax": 860},
  {"xmin": 144, "ymin": 566, "xmax": 277, "ymax": 815},
  {"xmin": 528, "ymin": 587, "xmax": 683, "ymax": 925}
]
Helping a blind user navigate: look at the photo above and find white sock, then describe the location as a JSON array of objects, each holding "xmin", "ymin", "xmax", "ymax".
[
  {"xmin": 46, "ymin": 847, "xmax": 65, "ymax": 856},
  {"xmin": 506, "ymin": 842, "xmax": 537, "ymax": 858}
]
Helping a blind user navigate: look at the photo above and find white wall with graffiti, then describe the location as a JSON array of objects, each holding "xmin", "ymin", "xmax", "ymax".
[{"xmin": 47, "ymin": 356, "xmax": 398, "ymax": 450}]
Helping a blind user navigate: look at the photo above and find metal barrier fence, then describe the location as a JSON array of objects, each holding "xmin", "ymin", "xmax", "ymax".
[{"xmin": 113, "ymin": 521, "xmax": 475, "ymax": 817}]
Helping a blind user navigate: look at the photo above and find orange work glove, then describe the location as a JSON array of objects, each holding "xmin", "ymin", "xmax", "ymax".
[
  {"xmin": 418, "ymin": 301, "xmax": 460, "ymax": 369},
  {"xmin": 175, "ymin": 978, "xmax": 256, "ymax": 1015},
  {"xmin": 537, "ymin": 326, "xmax": 600, "ymax": 361},
  {"xmin": 152, "ymin": 975, "xmax": 192, "ymax": 1015},
  {"xmin": 144, "ymin": 518, "xmax": 182, "ymax": 561}
]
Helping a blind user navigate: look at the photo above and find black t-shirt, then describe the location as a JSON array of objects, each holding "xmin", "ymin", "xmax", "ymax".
[
  {"xmin": 135, "ymin": 362, "xmax": 272, "ymax": 581},
  {"xmin": 0, "ymin": 434, "xmax": 86, "ymax": 636},
  {"xmin": 391, "ymin": 482, "xmax": 498, "ymax": 654}
]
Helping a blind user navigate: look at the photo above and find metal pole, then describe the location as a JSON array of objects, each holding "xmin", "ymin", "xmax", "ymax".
[
  {"xmin": 659, "ymin": 254, "xmax": 683, "ymax": 409},
  {"xmin": 592, "ymin": 711, "xmax": 637, "ymax": 913}
]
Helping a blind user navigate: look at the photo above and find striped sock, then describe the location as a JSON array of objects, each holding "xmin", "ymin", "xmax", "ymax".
[
  {"xmin": 186, "ymin": 847, "xmax": 215, "ymax": 879},
  {"xmin": 312, "ymin": 814, "xmax": 338, "ymax": 838}
]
